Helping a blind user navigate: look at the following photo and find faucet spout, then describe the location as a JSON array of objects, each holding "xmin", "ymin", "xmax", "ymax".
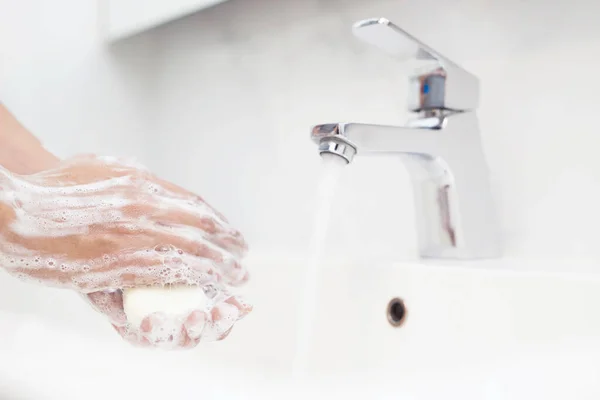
[
  {"xmin": 312, "ymin": 118, "xmax": 444, "ymax": 156},
  {"xmin": 311, "ymin": 112, "xmax": 501, "ymax": 260}
]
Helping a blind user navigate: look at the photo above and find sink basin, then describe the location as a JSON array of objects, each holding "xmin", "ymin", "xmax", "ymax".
[{"xmin": 1, "ymin": 256, "xmax": 600, "ymax": 399}]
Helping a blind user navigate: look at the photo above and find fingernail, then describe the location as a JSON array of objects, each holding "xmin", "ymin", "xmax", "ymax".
[
  {"xmin": 184, "ymin": 310, "xmax": 206, "ymax": 340},
  {"xmin": 203, "ymin": 302, "xmax": 239, "ymax": 342},
  {"xmin": 225, "ymin": 296, "xmax": 253, "ymax": 318},
  {"xmin": 217, "ymin": 326, "xmax": 234, "ymax": 341}
]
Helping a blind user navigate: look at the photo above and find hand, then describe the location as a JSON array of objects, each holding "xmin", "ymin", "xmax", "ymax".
[{"xmin": 0, "ymin": 155, "xmax": 251, "ymax": 349}]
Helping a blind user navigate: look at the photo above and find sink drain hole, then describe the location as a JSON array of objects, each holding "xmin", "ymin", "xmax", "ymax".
[{"xmin": 387, "ymin": 297, "xmax": 407, "ymax": 327}]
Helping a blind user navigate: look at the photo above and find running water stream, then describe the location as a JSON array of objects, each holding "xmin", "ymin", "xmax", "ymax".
[{"xmin": 292, "ymin": 153, "xmax": 347, "ymax": 381}]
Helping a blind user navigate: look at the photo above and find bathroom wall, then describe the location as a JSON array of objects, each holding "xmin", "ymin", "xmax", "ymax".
[
  {"xmin": 144, "ymin": 0, "xmax": 600, "ymax": 268},
  {"xmin": 0, "ymin": 0, "xmax": 158, "ymax": 160}
]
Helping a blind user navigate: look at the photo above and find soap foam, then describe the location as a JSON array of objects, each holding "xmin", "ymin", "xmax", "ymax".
[{"xmin": 0, "ymin": 161, "xmax": 248, "ymax": 292}]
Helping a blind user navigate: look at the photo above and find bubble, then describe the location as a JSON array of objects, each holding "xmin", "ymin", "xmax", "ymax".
[
  {"xmin": 202, "ymin": 285, "xmax": 217, "ymax": 299},
  {"xmin": 177, "ymin": 249, "xmax": 184, "ymax": 255},
  {"xmin": 155, "ymin": 245, "xmax": 171, "ymax": 253},
  {"xmin": 82, "ymin": 265, "xmax": 91, "ymax": 272},
  {"xmin": 159, "ymin": 268, "xmax": 171, "ymax": 278}
]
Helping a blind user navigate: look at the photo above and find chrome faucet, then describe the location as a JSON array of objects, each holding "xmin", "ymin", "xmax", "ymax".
[{"xmin": 311, "ymin": 18, "xmax": 501, "ymax": 260}]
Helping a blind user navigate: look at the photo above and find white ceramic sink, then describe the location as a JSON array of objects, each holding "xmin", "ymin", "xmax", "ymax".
[{"xmin": 1, "ymin": 256, "xmax": 600, "ymax": 399}]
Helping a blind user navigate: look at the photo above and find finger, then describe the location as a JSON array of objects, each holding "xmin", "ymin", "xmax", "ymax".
[
  {"xmin": 152, "ymin": 208, "xmax": 247, "ymax": 258},
  {"xmin": 217, "ymin": 326, "xmax": 234, "ymax": 341},
  {"xmin": 202, "ymin": 297, "xmax": 244, "ymax": 342},
  {"xmin": 10, "ymin": 248, "xmax": 222, "ymax": 292},
  {"xmin": 83, "ymin": 250, "xmax": 227, "ymax": 291},
  {"xmin": 151, "ymin": 177, "xmax": 230, "ymax": 223},
  {"xmin": 5, "ymin": 218, "xmax": 247, "ymax": 290},
  {"xmin": 84, "ymin": 290, "xmax": 127, "ymax": 326},
  {"xmin": 183, "ymin": 310, "xmax": 207, "ymax": 341},
  {"xmin": 112, "ymin": 324, "xmax": 152, "ymax": 348},
  {"xmin": 136, "ymin": 299, "xmax": 247, "ymax": 347},
  {"xmin": 139, "ymin": 312, "xmax": 190, "ymax": 349},
  {"xmin": 100, "ymin": 220, "xmax": 248, "ymax": 286},
  {"xmin": 224, "ymin": 295, "xmax": 253, "ymax": 318},
  {"xmin": 148, "ymin": 224, "xmax": 249, "ymax": 286},
  {"xmin": 121, "ymin": 201, "xmax": 247, "ymax": 258}
]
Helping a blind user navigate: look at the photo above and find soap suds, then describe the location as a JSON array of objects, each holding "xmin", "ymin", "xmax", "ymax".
[{"xmin": 0, "ymin": 157, "xmax": 251, "ymax": 348}]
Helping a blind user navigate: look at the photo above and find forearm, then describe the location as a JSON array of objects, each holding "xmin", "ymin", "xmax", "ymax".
[{"xmin": 0, "ymin": 103, "xmax": 60, "ymax": 174}]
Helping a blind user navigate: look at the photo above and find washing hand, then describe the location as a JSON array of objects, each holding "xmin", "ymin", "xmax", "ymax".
[{"xmin": 0, "ymin": 154, "xmax": 251, "ymax": 349}]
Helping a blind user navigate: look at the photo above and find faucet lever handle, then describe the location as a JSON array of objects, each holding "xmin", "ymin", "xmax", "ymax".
[{"xmin": 352, "ymin": 18, "xmax": 479, "ymax": 112}]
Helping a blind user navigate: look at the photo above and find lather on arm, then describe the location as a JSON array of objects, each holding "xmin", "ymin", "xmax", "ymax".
[{"xmin": 0, "ymin": 103, "xmax": 251, "ymax": 349}]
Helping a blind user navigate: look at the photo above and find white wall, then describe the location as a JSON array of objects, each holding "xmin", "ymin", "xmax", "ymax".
[
  {"xmin": 144, "ymin": 0, "xmax": 600, "ymax": 268},
  {"xmin": 105, "ymin": 0, "xmax": 228, "ymax": 41},
  {"xmin": 0, "ymin": 0, "xmax": 155, "ymax": 160}
]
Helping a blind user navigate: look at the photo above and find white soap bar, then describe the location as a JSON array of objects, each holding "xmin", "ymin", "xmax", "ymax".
[{"xmin": 123, "ymin": 286, "xmax": 207, "ymax": 328}]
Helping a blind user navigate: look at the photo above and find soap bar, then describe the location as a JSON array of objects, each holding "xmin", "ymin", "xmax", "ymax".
[{"xmin": 122, "ymin": 285, "xmax": 207, "ymax": 328}]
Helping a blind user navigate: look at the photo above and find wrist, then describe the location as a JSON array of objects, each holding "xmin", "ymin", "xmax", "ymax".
[{"xmin": 0, "ymin": 104, "xmax": 60, "ymax": 174}]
